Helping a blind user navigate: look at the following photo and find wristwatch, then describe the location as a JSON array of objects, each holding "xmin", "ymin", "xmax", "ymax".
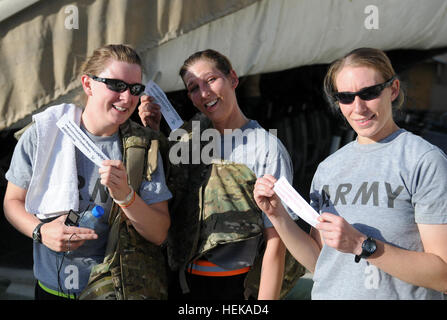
[
  {"xmin": 32, "ymin": 222, "xmax": 45, "ymax": 244},
  {"xmin": 355, "ymin": 237, "xmax": 377, "ymax": 263}
]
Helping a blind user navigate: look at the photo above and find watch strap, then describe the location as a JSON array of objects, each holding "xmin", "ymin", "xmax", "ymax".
[
  {"xmin": 32, "ymin": 222, "xmax": 45, "ymax": 243},
  {"xmin": 355, "ymin": 237, "xmax": 376, "ymax": 263}
]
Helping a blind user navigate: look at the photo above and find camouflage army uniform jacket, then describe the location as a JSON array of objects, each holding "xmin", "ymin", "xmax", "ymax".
[{"xmin": 164, "ymin": 114, "xmax": 304, "ymax": 299}]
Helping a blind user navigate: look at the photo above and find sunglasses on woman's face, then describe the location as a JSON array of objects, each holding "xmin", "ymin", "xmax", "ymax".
[
  {"xmin": 88, "ymin": 75, "xmax": 145, "ymax": 96},
  {"xmin": 333, "ymin": 76, "xmax": 396, "ymax": 104}
]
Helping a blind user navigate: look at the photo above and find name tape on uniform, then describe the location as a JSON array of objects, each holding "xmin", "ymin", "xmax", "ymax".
[
  {"xmin": 56, "ymin": 115, "xmax": 109, "ymax": 167},
  {"xmin": 145, "ymin": 80, "xmax": 184, "ymax": 131},
  {"xmin": 273, "ymin": 177, "xmax": 320, "ymax": 227}
]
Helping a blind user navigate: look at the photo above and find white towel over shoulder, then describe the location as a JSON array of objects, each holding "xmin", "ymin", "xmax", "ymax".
[{"xmin": 25, "ymin": 103, "xmax": 83, "ymax": 219}]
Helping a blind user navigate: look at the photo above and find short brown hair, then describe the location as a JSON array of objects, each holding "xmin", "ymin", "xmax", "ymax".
[
  {"xmin": 323, "ymin": 47, "xmax": 404, "ymax": 110},
  {"xmin": 80, "ymin": 44, "xmax": 142, "ymax": 76},
  {"xmin": 179, "ymin": 49, "xmax": 233, "ymax": 84}
]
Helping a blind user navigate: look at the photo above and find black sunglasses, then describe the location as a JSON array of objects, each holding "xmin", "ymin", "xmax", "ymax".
[
  {"xmin": 88, "ymin": 74, "xmax": 145, "ymax": 96},
  {"xmin": 332, "ymin": 76, "xmax": 396, "ymax": 104}
]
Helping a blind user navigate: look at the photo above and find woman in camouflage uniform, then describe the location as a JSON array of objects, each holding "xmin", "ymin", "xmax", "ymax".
[
  {"xmin": 139, "ymin": 49, "xmax": 301, "ymax": 300},
  {"xmin": 4, "ymin": 44, "xmax": 171, "ymax": 300}
]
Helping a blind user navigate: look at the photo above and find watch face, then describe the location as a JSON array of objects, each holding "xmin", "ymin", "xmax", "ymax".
[{"xmin": 363, "ymin": 238, "xmax": 377, "ymax": 255}]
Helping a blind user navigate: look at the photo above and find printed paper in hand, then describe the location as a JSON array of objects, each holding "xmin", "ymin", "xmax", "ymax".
[
  {"xmin": 56, "ymin": 115, "xmax": 109, "ymax": 167},
  {"xmin": 273, "ymin": 176, "xmax": 320, "ymax": 227},
  {"xmin": 145, "ymin": 80, "xmax": 184, "ymax": 131}
]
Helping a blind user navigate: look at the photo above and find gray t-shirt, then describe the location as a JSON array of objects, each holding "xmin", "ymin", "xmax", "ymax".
[
  {"xmin": 310, "ymin": 129, "xmax": 447, "ymax": 300},
  {"xmin": 6, "ymin": 123, "xmax": 172, "ymax": 296},
  {"xmin": 205, "ymin": 120, "xmax": 297, "ymax": 269}
]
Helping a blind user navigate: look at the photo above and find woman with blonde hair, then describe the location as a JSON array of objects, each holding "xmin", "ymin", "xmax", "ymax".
[
  {"xmin": 254, "ymin": 47, "xmax": 447, "ymax": 299},
  {"xmin": 4, "ymin": 44, "xmax": 171, "ymax": 299}
]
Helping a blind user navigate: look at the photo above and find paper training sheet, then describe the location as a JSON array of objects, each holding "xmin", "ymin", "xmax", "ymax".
[
  {"xmin": 56, "ymin": 115, "xmax": 109, "ymax": 167},
  {"xmin": 145, "ymin": 80, "xmax": 184, "ymax": 131},
  {"xmin": 273, "ymin": 176, "xmax": 320, "ymax": 227}
]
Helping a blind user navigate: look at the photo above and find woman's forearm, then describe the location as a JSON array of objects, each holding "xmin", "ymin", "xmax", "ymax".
[
  {"xmin": 367, "ymin": 240, "xmax": 447, "ymax": 293},
  {"xmin": 258, "ymin": 229, "xmax": 286, "ymax": 300},
  {"xmin": 120, "ymin": 197, "xmax": 170, "ymax": 245},
  {"xmin": 268, "ymin": 207, "xmax": 321, "ymax": 273}
]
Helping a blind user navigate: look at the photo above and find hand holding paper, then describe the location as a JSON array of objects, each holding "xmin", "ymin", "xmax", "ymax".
[
  {"xmin": 273, "ymin": 177, "xmax": 320, "ymax": 227},
  {"xmin": 139, "ymin": 95, "xmax": 162, "ymax": 130},
  {"xmin": 144, "ymin": 80, "xmax": 184, "ymax": 131}
]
